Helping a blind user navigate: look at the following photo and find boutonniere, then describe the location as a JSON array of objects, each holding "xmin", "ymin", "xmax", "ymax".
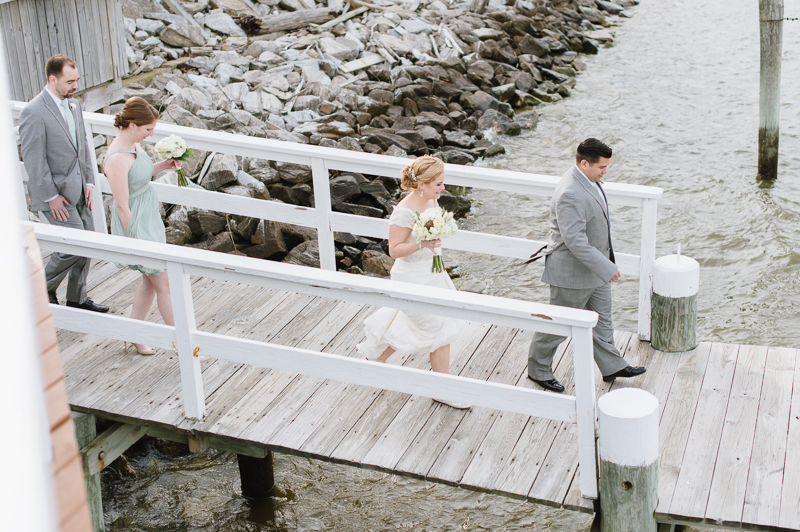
[{"xmin": 69, "ymin": 100, "xmax": 76, "ymax": 112}]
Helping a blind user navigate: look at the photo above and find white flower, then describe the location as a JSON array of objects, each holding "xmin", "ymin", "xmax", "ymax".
[
  {"xmin": 412, "ymin": 207, "xmax": 459, "ymax": 243},
  {"xmin": 69, "ymin": 101, "xmax": 76, "ymax": 111},
  {"xmin": 154, "ymin": 134, "xmax": 187, "ymax": 159}
]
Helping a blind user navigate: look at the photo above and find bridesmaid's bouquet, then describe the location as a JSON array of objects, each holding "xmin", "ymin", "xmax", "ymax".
[
  {"xmin": 154, "ymin": 135, "xmax": 193, "ymax": 187},
  {"xmin": 412, "ymin": 207, "xmax": 458, "ymax": 273}
]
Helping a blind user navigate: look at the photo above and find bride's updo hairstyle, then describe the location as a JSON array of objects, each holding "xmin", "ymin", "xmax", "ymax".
[
  {"xmin": 114, "ymin": 96, "xmax": 159, "ymax": 129},
  {"xmin": 400, "ymin": 155, "xmax": 444, "ymax": 191}
]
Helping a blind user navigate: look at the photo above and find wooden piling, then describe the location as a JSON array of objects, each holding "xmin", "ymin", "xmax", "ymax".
[
  {"xmin": 758, "ymin": 0, "xmax": 784, "ymax": 180},
  {"xmin": 651, "ymin": 253, "xmax": 699, "ymax": 352},
  {"xmin": 73, "ymin": 413, "xmax": 105, "ymax": 532},
  {"xmin": 598, "ymin": 389, "xmax": 659, "ymax": 532},
  {"xmin": 238, "ymin": 452, "xmax": 275, "ymax": 501}
]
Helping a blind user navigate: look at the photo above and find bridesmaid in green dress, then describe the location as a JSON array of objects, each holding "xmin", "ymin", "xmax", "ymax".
[{"xmin": 105, "ymin": 97, "xmax": 181, "ymax": 355}]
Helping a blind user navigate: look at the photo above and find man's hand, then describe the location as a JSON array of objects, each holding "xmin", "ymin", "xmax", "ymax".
[
  {"xmin": 85, "ymin": 186, "xmax": 93, "ymax": 211},
  {"xmin": 48, "ymin": 195, "xmax": 71, "ymax": 222},
  {"xmin": 609, "ymin": 270, "xmax": 621, "ymax": 282}
]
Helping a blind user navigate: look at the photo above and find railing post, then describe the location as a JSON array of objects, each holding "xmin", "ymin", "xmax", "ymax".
[
  {"xmin": 166, "ymin": 261, "xmax": 205, "ymax": 420},
  {"xmin": 310, "ymin": 158, "xmax": 337, "ymax": 270},
  {"xmin": 572, "ymin": 325, "xmax": 599, "ymax": 499},
  {"xmin": 637, "ymin": 198, "xmax": 657, "ymax": 341},
  {"xmin": 83, "ymin": 121, "xmax": 108, "ymax": 234}
]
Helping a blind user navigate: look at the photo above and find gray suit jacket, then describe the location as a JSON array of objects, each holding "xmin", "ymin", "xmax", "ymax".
[
  {"xmin": 540, "ymin": 166, "xmax": 617, "ymax": 289},
  {"xmin": 19, "ymin": 89, "xmax": 94, "ymax": 211}
]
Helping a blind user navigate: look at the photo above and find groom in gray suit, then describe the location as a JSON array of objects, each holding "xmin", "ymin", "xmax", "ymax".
[
  {"xmin": 19, "ymin": 54, "xmax": 108, "ymax": 312},
  {"xmin": 527, "ymin": 138, "xmax": 644, "ymax": 392}
]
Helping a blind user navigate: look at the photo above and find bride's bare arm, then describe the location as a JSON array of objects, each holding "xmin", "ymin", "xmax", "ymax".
[{"xmin": 388, "ymin": 224, "xmax": 440, "ymax": 259}]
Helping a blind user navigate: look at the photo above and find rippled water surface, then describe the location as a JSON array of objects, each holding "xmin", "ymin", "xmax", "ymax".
[{"xmin": 105, "ymin": 1, "xmax": 800, "ymax": 529}]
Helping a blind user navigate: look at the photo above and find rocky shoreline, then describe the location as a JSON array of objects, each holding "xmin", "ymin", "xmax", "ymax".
[{"xmin": 100, "ymin": 0, "xmax": 635, "ymax": 278}]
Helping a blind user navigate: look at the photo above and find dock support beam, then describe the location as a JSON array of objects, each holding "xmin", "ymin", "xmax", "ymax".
[
  {"xmin": 73, "ymin": 413, "xmax": 105, "ymax": 532},
  {"xmin": 237, "ymin": 452, "xmax": 275, "ymax": 500},
  {"xmin": 597, "ymin": 389, "xmax": 659, "ymax": 532},
  {"xmin": 758, "ymin": 0, "xmax": 783, "ymax": 180}
]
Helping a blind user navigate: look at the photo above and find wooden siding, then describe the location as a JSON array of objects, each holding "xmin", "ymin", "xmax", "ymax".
[
  {"xmin": 0, "ymin": 0, "xmax": 127, "ymax": 102},
  {"xmin": 25, "ymin": 227, "xmax": 92, "ymax": 532}
]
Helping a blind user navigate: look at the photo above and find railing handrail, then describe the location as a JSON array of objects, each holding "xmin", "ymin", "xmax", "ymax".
[
  {"xmin": 11, "ymin": 98, "xmax": 661, "ymax": 341},
  {"xmin": 29, "ymin": 220, "xmax": 601, "ymax": 499},
  {"xmin": 29, "ymin": 221, "xmax": 598, "ymax": 330},
  {"xmin": 10, "ymin": 101, "xmax": 662, "ymax": 204}
]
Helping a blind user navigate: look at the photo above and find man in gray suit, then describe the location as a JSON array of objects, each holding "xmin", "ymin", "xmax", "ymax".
[
  {"xmin": 19, "ymin": 54, "xmax": 108, "ymax": 313},
  {"xmin": 527, "ymin": 138, "xmax": 644, "ymax": 392}
]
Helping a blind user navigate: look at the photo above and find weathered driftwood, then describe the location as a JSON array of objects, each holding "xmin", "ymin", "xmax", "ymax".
[{"xmin": 254, "ymin": 8, "xmax": 336, "ymax": 33}]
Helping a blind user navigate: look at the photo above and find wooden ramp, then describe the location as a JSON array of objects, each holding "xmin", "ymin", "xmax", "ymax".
[{"xmin": 57, "ymin": 259, "xmax": 800, "ymax": 531}]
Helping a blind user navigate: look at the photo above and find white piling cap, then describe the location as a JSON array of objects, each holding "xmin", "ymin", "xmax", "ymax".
[
  {"xmin": 598, "ymin": 388, "xmax": 659, "ymax": 467},
  {"xmin": 653, "ymin": 254, "xmax": 699, "ymax": 298}
]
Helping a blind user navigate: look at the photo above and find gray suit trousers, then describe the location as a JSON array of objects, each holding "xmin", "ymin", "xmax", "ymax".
[
  {"xmin": 42, "ymin": 196, "xmax": 94, "ymax": 303},
  {"xmin": 528, "ymin": 284, "xmax": 628, "ymax": 380}
]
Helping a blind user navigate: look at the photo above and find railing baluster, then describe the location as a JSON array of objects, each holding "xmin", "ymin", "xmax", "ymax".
[
  {"xmin": 311, "ymin": 158, "xmax": 336, "ymax": 270},
  {"xmin": 82, "ymin": 121, "xmax": 108, "ymax": 235},
  {"xmin": 572, "ymin": 325, "xmax": 599, "ymax": 499},
  {"xmin": 166, "ymin": 261, "xmax": 205, "ymax": 420},
  {"xmin": 638, "ymin": 198, "xmax": 658, "ymax": 340}
]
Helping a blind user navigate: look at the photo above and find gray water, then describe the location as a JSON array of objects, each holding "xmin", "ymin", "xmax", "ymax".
[{"xmin": 104, "ymin": 1, "xmax": 800, "ymax": 529}]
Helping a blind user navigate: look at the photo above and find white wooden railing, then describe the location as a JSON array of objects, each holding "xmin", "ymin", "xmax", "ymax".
[
  {"xmin": 29, "ymin": 220, "xmax": 602, "ymax": 499},
  {"xmin": 11, "ymin": 102, "xmax": 663, "ymax": 340}
]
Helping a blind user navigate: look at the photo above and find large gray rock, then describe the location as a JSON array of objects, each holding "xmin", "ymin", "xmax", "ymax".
[
  {"xmin": 223, "ymin": 82, "xmax": 250, "ymax": 104},
  {"xmin": 136, "ymin": 18, "xmax": 165, "ymax": 35},
  {"xmin": 320, "ymin": 37, "xmax": 359, "ymax": 61},
  {"xmin": 477, "ymin": 109, "xmax": 522, "ymax": 136},
  {"xmin": 175, "ymin": 87, "xmax": 213, "ymax": 115},
  {"xmin": 123, "ymin": 87, "xmax": 162, "ymax": 107},
  {"xmin": 414, "ymin": 112, "xmax": 453, "ymax": 132},
  {"xmin": 283, "ymin": 240, "xmax": 320, "ymax": 268},
  {"xmin": 161, "ymin": 105, "xmax": 208, "ymax": 130},
  {"xmin": 204, "ymin": 11, "xmax": 245, "ymax": 36},
  {"xmin": 514, "ymin": 109, "xmax": 540, "ymax": 129},
  {"xmin": 361, "ymin": 128, "xmax": 415, "ymax": 153},
  {"xmin": 215, "ymin": 63, "xmax": 246, "ymax": 86},
  {"xmin": 444, "ymin": 130, "xmax": 475, "ymax": 149},
  {"xmin": 200, "ymin": 153, "xmax": 239, "ymax": 190},
  {"xmin": 329, "ymin": 175, "xmax": 360, "ymax": 206},
  {"xmin": 247, "ymin": 159, "xmax": 280, "ymax": 185},
  {"xmin": 187, "ymin": 208, "xmax": 227, "ymax": 235},
  {"xmin": 275, "ymin": 162, "xmax": 312, "ymax": 184},
  {"xmin": 460, "ymin": 91, "xmax": 500, "ymax": 112},
  {"xmin": 159, "ymin": 23, "xmax": 205, "ymax": 47},
  {"xmin": 518, "ymin": 35, "xmax": 550, "ymax": 57}
]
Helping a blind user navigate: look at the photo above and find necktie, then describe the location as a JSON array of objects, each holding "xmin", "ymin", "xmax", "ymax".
[{"xmin": 61, "ymin": 99, "xmax": 77, "ymax": 146}]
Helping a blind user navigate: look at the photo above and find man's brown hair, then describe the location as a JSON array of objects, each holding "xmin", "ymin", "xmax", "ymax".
[{"xmin": 45, "ymin": 54, "xmax": 77, "ymax": 79}]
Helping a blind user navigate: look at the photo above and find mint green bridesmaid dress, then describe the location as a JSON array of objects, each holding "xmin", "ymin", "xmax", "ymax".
[{"xmin": 108, "ymin": 148, "xmax": 166, "ymax": 276}]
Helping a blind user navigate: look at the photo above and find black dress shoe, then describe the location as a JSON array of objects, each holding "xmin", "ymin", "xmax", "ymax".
[
  {"xmin": 66, "ymin": 298, "xmax": 109, "ymax": 313},
  {"xmin": 603, "ymin": 366, "xmax": 646, "ymax": 382},
  {"xmin": 528, "ymin": 375, "xmax": 565, "ymax": 393},
  {"xmin": 48, "ymin": 291, "xmax": 59, "ymax": 305}
]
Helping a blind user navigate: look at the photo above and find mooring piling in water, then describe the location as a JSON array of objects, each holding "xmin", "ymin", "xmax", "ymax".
[
  {"xmin": 238, "ymin": 452, "xmax": 276, "ymax": 501},
  {"xmin": 598, "ymin": 388, "xmax": 659, "ymax": 532},
  {"xmin": 758, "ymin": 0, "xmax": 784, "ymax": 180}
]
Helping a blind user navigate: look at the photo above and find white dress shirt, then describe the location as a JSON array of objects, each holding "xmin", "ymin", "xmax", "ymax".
[
  {"xmin": 43, "ymin": 86, "xmax": 91, "ymax": 204},
  {"xmin": 575, "ymin": 164, "xmax": 606, "ymax": 210}
]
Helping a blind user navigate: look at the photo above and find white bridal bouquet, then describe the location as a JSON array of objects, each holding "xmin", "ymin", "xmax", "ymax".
[
  {"xmin": 412, "ymin": 207, "xmax": 458, "ymax": 273},
  {"xmin": 154, "ymin": 134, "xmax": 193, "ymax": 187}
]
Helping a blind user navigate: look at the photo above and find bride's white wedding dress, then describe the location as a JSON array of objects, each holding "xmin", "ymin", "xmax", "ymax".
[{"xmin": 357, "ymin": 206, "xmax": 466, "ymax": 360}]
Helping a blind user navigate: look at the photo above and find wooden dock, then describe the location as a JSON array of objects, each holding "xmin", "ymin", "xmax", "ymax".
[{"xmin": 56, "ymin": 258, "xmax": 800, "ymax": 531}]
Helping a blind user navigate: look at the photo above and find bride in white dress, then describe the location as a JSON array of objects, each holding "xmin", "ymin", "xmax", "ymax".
[{"xmin": 356, "ymin": 156, "xmax": 468, "ymax": 409}]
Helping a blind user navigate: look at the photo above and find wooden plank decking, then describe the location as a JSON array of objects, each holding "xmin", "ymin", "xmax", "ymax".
[{"xmin": 55, "ymin": 259, "xmax": 800, "ymax": 530}]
